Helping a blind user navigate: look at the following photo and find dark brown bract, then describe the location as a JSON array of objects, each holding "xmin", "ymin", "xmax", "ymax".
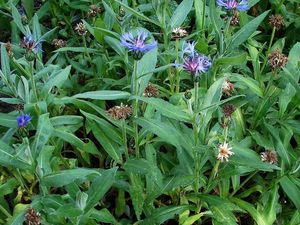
[
  {"xmin": 261, "ymin": 150, "xmax": 278, "ymax": 164},
  {"xmin": 107, "ymin": 104, "xmax": 132, "ymax": 120},
  {"xmin": 24, "ymin": 208, "xmax": 41, "ymax": 225},
  {"xmin": 223, "ymin": 104, "xmax": 235, "ymax": 118},
  {"xmin": 268, "ymin": 50, "xmax": 288, "ymax": 70},
  {"xmin": 144, "ymin": 84, "xmax": 159, "ymax": 97},
  {"xmin": 269, "ymin": 14, "xmax": 284, "ymax": 30}
]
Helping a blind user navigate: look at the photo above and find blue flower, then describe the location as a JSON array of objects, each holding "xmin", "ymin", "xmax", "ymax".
[
  {"xmin": 120, "ymin": 31, "xmax": 157, "ymax": 59},
  {"xmin": 182, "ymin": 42, "xmax": 212, "ymax": 76},
  {"xmin": 16, "ymin": 112, "xmax": 32, "ymax": 127},
  {"xmin": 21, "ymin": 34, "xmax": 43, "ymax": 54},
  {"xmin": 216, "ymin": 0, "xmax": 249, "ymax": 11}
]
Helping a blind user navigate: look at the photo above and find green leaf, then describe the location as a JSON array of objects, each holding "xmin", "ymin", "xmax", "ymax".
[
  {"xmin": 0, "ymin": 112, "xmax": 17, "ymax": 128},
  {"xmin": 169, "ymin": 0, "xmax": 193, "ymax": 29},
  {"xmin": 228, "ymin": 10, "xmax": 270, "ymax": 50},
  {"xmin": 85, "ymin": 168, "xmax": 117, "ymax": 212},
  {"xmin": 41, "ymin": 168, "xmax": 99, "ymax": 187},
  {"xmin": 232, "ymin": 74, "xmax": 263, "ymax": 97},
  {"xmin": 105, "ymin": 36, "xmax": 125, "ymax": 56},
  {"xmin": 72, "ymin": 90, "xmax": 131, "ymax": 100},
  {"xmin": 142, "ymin": 205, "xmax": 190, "ymax": 225},
  {"xmin": 215, "ymin": 53, "xmax": 247, "ymax": 66},
  {"xmin": 279, "ymin": 83, "xmax": 296, "ymax": 117},
  {"xmin": 41, "ymin": 65, "xmax": 71, "ymax": 96},
  {"xmin": 135, "ymin": 96, "xmax": 191, "ymax": 122},
  {"xmin": 280, "ymin": 175, "xmax": 300, "ymax": 210},
  {"xmin": 124, "ymin": 159, "xmax": 152, "ymax": 175},
  {"xmin": 32, "ymin": 113, "xmax": 53, "ymax": 157},
  {"xmin": 10, "ymin": 3, "xmax": 26, "ymax": 34}
]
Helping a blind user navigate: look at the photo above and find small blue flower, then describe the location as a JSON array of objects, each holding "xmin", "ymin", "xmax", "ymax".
[
  {"xmin": 216, "ymin": 0, "xmax": 249, "ymax": 11},
  {"xmin": 17, "ymin": 112, "xmax": 32, "ymax": 128},
  {"xmin": 21, "ymin": 34, "xmax": 43, "ymax": 54},
  {"xmin": 120, "ymin": 30, "xmax": 157, "ymax": 59},
  {"xmin": 182, "ymin": 42, "xmax": 212, "ymax": 76}
]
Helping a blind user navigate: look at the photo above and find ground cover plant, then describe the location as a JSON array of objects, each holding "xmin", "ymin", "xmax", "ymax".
[{"xmin": 0, "ymin": 0, "xmax": 300, "ymax": 224}]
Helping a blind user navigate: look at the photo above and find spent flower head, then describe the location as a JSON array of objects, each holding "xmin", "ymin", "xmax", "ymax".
[
  {"xmin": 120, "ymin": 30, "xmax": 157, "ymax": 60},
  {"xmin": 216, "ymin": 0, "xmax": 249, "ymax": 11},
  {"xmin": 24, "ymin": 208, "xmax": 41, "ymax": 225},
  {"xmin": 217, "ymin": 142, "xmax": 234, "ymax": 162},
  {"xmin": 261, "ymin": 150, "xmax": 278, "ymax": 164},
  {"xmin": 75, "ymin": 22, "xmax": 87, "ymax": 36},
  {"xmin": 181, "ymin": 41, "xmax": 211, "ymax": 77},
  {"xmin": 16, "ymin": 112, "xmax": 32, "ymax": 128},
  {"xmin": 269, "ymin": 14, "xmax": 284, "ymax": 30},
  {"xmin": 268, "ymin": 50, "xmax": 288, "ymax": 70},
  {"xmin": 172, "ymin": 27, "xmax": 188, "ymax": 39},
  {"xmin": 107, "ymin": 104, "xmax": 132, "ymax": 120}
]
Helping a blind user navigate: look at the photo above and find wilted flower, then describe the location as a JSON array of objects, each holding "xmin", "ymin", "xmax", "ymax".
[
  {"xmin": 216, "ymin": 0, "xmax": 249, "ymax": 11},
  {"xmin": 107, "ymin": 104, "xmax": 132, "ymax": 120},
  {"xmin": 268, "ymin": 50, "xmax": 288, "ymax": 70},
  {"xmin": 223, "ymin": 104, "xmax": 235, "ymax": 118},
  {"xmin": 182, "ymin": 42, "xmax": 211, "ymax": 77},
  {"xmin": 16, "ymin": 112, "xmax": 32, "ymax": 128},
  {"xmin": 52, "ymin": 39, "xmax": 67, "ymax": 49},
  {"xmin": 217, "ymin": 142, "xmax": 234, "ymax": 162},
  {"xmin": 20, "ymin": 34, "xmax": 43, "ymax": 54},
  {"xmin": 5, "ymin": 42, "xmax": 13, "ymax": 57},
  {"xmin": 120, "ymin": 30, "xmax": 157, "ymax": 60},
  {"xmin": 269, "ymin": 14, "xmax": 284, "ymax": 30},
  {"xmin": 222, "ymin": 79, "xmax": 235, "ymax": 96},
  {"xmin": 261, "ymin": 150, "xmax": 278, "ymax": 164},
  {"xmin": 172, "ymin": 27, "xmax": 188, "ymax": 39},
  {"xmin": 24, "ymin": 208, "xmax": 41, "ymax": 225},
  {"xmin": 144, "ymin": 84, "xmax": 159, "ymax": 97},
  {"xmin": 75, "ymin": 22, "xmax": 87, "ymax": 36},
  {"xmin": 87, "ymin": 5, "xmax": 102, "ymax": 18}
]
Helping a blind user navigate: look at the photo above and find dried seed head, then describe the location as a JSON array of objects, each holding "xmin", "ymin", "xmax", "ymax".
[
  {"xmin": 5, "ymin": 42, "xmax": 13, "ymax": 57},
  {"xmin": 269, "ymin": 14, "xmax": 284, "ymax": 30},
  {"xmin": 24, "ymin": 208, "xmax": 41, "ymax": 225},
  {"xmin": 144, "ymin": 84, "xmax": 159, "ymax": 97},
  {"xmin": 230, "ymin": 10, "xmax": 240, "ymax": 26},
  {"xmin": 217, "ymin": 142, "xmax": 234, "ymax": 162},
  {"xmin": 172, "ymin": 27, "xmax": 188, "ymax": 39},
  {"xmin": 75, "ymin": 22, "xmax": 87, "ymax": 36},
  {"xmin": 52, "ymin": 39, "xmax": 67, "ymax": 49},
  {"xmin": 222, "ymin": 104, "xmax": 235, "ymax": 118},
  {"xmin": 222, "ymin": 79, "xmax": 235, "ymax": 96},
  {"xmin": 261, "ymin": 150, "xmax": 278, "ymax": 164},
  {"xmin": 107, "ymin": 104, "xmax": 132, "ymax": 120},
  {"xmin": 87, "ymin": 5, "xmax": 102, "ymax": 18},
  {"xmin": 268, "ymin": 50, "xmax": 288, "ymax": 70}
]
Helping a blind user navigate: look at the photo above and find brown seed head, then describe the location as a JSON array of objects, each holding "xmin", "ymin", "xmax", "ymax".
[
  {"xmin": 87, "ymin": 5, "xmax": 102, "ymax": 17},
  {"xmin": 268, "ymin": 50, "xmax": 288, "ymax": 70},
  {"xmin": 261, "ymin": 150, "xmax": 278, "ymax": 164},
  {"xmin": 24, "ymin": 208, "xmax": 41, "ymax": 225},
  {"xmin": 75, "ymin": 22, "xmax": 87, "ymax": 36},
  {"xmin": 222, "ymin": 104, "xmax": 235, "ymax": 118},
  {"xmin": 107, "ymin": 104, "xmax": 132, "ymax": 120},
  {"xmin": 222, "ymin": 79, "xmax": 235, "ymax": 96},
  {"xmin": 52, "ymin": 39, "xmax": 67, "ymax": 49},
  {"xmin": 269, "ymin": 14, "xmax": 284, "ymax": 30},
  {"xmin": 5, "ymin": 42, "xmax": 13, "ymax": 57},
  {"xmin": 144, "ymin": 84, "xmax": 159, "ymax": 97}
]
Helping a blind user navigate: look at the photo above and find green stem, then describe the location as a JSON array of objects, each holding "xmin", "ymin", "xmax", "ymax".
[
  {"xmin": 0, "ymin": 204, "xmax": 11, "ymax": 218},
  {"xmin": 82, "ymin": 35, "xmax": 92, "ymax": 62},
  {"xmin": 201, "ymin": 0, "xmax": 206, "ymax": 31},
  {"xmin": 175, "ymin": 39, "xmax": 180, "ymax": 93},
  {"xmin": 205, "ymin": 160, "xmax": 221, "ymax": 193},
  {"xmin": 122, "ymin": 119, "xmax": 129, "ymax": 161},
  {"xmin": 30, "ymin": 62, "xmax": 38, "ymax": 102},
  {"xmin": 230, "ymin": 171, "xmax": 258, "ymax": 197},
  {"xmin": 133, "ymin": 60, "xmax": 140, "ymax": 158},
  {"xmin": 261, "ymin": 27, "xmax": 276, "ymax": 73}
]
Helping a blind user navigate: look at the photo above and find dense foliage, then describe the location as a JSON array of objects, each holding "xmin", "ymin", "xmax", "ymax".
[{"xmin": 0, "ymin": 0, "xmax": 300, "ymax": 224}]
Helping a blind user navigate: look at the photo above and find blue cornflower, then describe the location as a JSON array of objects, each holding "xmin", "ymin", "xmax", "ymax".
[
  {"xmin": 216, "ymin": 0, "xmax": 249, "ymax": 11},
  {"xmin": 120, "ymin": 30, "xmax": 157, "ymax": 60},
  {"xmin": 16, "ymin": 112, "xmax": 32, "ymax": 128},
  {"xmin": 20, "ymin": 34, "xmax": 43, "ymax": 54},
  {"xmin": 182, "ymin": 42, "xmax": 212, "ymax": 76}
]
